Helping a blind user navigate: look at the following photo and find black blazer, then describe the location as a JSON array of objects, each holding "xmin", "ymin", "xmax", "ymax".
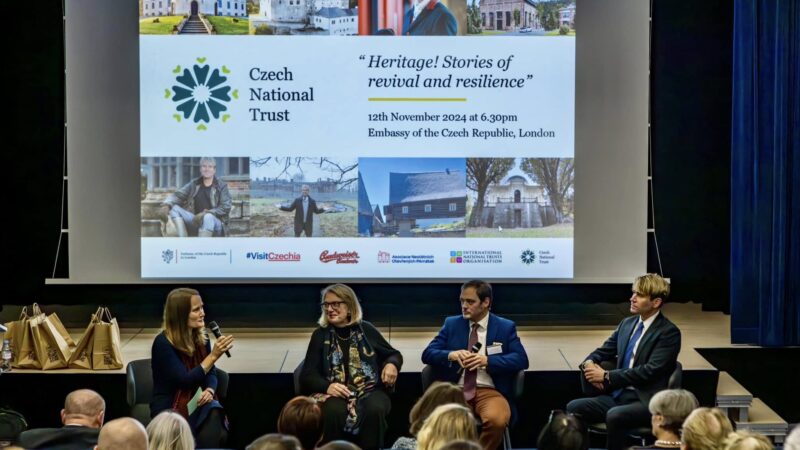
[
  {"xmin": 17, "ymin": 426, "xmax": 100, "ymax": 450},
  {"xmin": 280, "ymin": 196, "xmax": 325, "ymax": 235},
  {"xmin": 584, "ymin": 313, "xmax": 681, "ymax": 404}
]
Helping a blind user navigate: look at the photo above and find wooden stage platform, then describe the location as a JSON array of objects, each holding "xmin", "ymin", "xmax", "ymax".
[{"xmin": 5, "ymin": 302, "xmax": 730, "ymax": 375}]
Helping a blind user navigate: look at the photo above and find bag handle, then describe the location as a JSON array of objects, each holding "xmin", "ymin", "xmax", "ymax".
[
  {"xmin": 101, "ymin": 307, "xmax": 114, "ymax": 322},
  {"xmin": 18, "ymin": 306, "xmax": 28, "ymax": 320},
  {"xmin": 31, "ymin": 303, "xmax": 43, "ymax": 316},
  {"xmin": 90, "ymin": 306, "xmax": 104, "ymax": 324}
]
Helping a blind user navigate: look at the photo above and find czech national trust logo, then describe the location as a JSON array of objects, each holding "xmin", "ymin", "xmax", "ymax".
[
  {"xmin": 520, "ymin": 249, "xmax": 536, "ymax": 265},
  {"xmin": 165, "ymin": 57, "xmax": 238, "ymax": 131}
]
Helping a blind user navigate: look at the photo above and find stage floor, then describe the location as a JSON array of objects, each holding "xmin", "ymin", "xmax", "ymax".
[{"xmin": 7, "ymin": 302, "xmax": 730, "ymax": 374}]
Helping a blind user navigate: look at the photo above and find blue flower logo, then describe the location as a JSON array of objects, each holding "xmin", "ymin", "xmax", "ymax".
[
  {"xmin": 162, "ymin": 249, "xmax": 175, "ymax": 264},
  {"xmin": 165, "ymin": 57, "xmax": 238, "ymax": 131}
]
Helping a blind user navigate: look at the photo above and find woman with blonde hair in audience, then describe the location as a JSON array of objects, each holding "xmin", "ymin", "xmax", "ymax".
[
  {"xmin": 416, "ymin": 404, "xmax": 478, "ymax": 450},
  {"xmin": 632, "ymin": 389, "xmax": 698, "ymax": 449},
  {"xmin": 681, "ymin": 407, "xmax": 733, "ymax": 450},
  {"xmin": 391, "ymin": 382, "xmax": 467, "ymax": 450},
  {"xmin": 723, "ymin": 431, "xmax": 773, "ymax": 450},
  {"xmin": 146, "ymin": 411, "xmax": 194, "ymax": 450}
]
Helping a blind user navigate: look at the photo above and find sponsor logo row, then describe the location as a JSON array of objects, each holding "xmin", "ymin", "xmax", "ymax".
[{"xmin": 161, "ymin": 249, "xmax": 557, "ymax": 265}]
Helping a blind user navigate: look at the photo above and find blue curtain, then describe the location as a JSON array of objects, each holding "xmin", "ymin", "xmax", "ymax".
[{"xmin": 731, "ymin": 0, "xmax": 799, "ymax": 346}]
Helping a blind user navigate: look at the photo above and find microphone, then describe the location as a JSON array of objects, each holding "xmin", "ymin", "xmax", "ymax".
[
  {"xmin": 457, "ymin": 342, "xmax": 483, "ymax": 375},
  {"xmin": 208, "ymin": 321, "xmax": 231, "ymax": 358}
]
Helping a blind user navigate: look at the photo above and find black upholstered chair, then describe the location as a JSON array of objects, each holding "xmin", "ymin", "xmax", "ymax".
[
  {"xmin": 588, "ymin": 361, "xmax": 683, "ymax": 446},
  {"xmin": 126, "ymin": 358, "xmax": 229, "ymax": 427}
]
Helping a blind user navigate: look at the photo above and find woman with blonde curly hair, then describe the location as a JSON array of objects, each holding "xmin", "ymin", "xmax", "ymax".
[
  {"xmin": 146, "ymin": 411, "xmax": 194, "ymax": 450},
  {"xmin": 416, "ymin": 404, "xmax": 479, "ymax": 450}
]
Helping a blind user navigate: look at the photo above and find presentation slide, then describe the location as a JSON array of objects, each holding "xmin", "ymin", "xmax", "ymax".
[{"xmin": 139, "ymin": 0, "xmax": 576, "ymax": 279}]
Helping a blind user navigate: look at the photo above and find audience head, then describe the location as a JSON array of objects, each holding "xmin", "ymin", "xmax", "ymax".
[
  {"xmin": 537, "ymin": 410, "xmax": 588, "ymax": 450},
  {"xmin": 409, "ymin": 382, "xmax": 467, "ymax": 436},
  {"xmin": 417, "ymin": 404, "xmax": 479, "ymax": 450},
  {"xmin": 439, "ymin": 440, "xmax": 483, "ymax": 450},
  {"xmin": 277, "ymin": 396, "xmax": 324, "ymax": 450},
  {"xmin": 95, "ymin": 417, "xmax": 148, "ymax": 450},
  {"xmin": 146, "ymin": 411, "xmax": 193, "ymax": 450},
  {"xmin": 785, "ymin": 425, "xmax": 800, "ymax": 450},
  {"xmin": 317, "ymin": 441, "xmax": 362, "ymax": 450},
  {"xmin": 649, "ymin": 389, "xmax": 699, "ymax": 437},
  {"xmin": 681, "ymin": 407, "xmax": 733, "ymax": 450},
  {"xmin": 247, "ymin": 433, "xmax": 303, "ymax": 450},
  {"xmin": 163, "ymin": 287, "xmax": 208, "ymax": 355},
  {"xmin": 723, "ymin": 431, "xmax": 774, "ymax": 450},
  {"xmin": 61, "ymin": 389, "xmax": 106, "ymax": 428},
  {"xmin": 318, "ymin": 284, "xmax": 362, "ymax": 327}
]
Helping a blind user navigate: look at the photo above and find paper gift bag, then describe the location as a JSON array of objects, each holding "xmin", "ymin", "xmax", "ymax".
[
  {"xmin": 3, "ymin": 307, "xmax": 26, "ymax": 365},
  {"xmin": 91, "ymin": 307, "xmax": 123, "ymax": 370},
  {"xmin": 16, "ymin": 306, "xmax": 43, "ymax": 369},
  {"xmin": 30, "ymin": 313, "xmax": 71, "ymax": 371},
  {"xmin": 68, "ymin": 307, "xmax": 102, "ymax": 370},
  {"xmin": 47, "ymin": 312, "xmax": 76, "ymax": 348}
]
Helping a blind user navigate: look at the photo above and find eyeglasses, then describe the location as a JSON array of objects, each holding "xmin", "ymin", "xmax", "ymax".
[{"xmin": 320, "ymin": 301, "xmax": 346, "ymax": 310}]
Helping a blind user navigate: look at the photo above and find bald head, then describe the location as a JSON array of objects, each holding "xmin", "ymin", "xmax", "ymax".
[
  {"xmin": 62, "ymin": 389, "xmax": 105, "ymax": 428},
  {"xmin": 96, "ymin": 418, "xmax": 148, "ymax": 450}
]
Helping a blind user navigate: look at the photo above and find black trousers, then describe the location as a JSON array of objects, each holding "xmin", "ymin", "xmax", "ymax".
[
  {"xmin": 195, "ymin": 408, "xmax": 228, "ymax": 449},
  {"xmin": 566, "ymin": 390, "xmax": 650, "ymax": 450},
  {"xmin": 320, "ymin": 390, "xmax": 391, "ymax": 450}
]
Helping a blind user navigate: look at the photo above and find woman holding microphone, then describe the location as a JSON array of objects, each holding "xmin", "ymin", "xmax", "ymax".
[{"xmin": 151, "ymin": 287, "xmax": 234, "ymax": 448}]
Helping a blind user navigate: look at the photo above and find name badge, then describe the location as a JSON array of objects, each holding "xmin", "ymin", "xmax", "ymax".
[{"xmin": 487, "ymin": 343, "xmax": 503, "ymax": 355}]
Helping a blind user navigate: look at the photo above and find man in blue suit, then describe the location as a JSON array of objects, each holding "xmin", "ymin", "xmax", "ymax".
[
  {"xmin": 422, "ymin": 280, "xmax": 529, "ymax": 450},
  {"xmin": 402, "ymin": 0, "xmax": 457, "ymax": 35},
  {"xmin": 566, "ymin": 273, "xmax": 681, "ymax": 450}
]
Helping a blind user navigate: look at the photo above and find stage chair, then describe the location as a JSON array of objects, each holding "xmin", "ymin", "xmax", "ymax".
[
  {"xmin": 421, "ymin": 364, "xmax": 524, "ymax": 450},
  {"xmin": 588, "ymin": 361, "xmax": 683, "ymax": 446},
  {"xmin": 293, "ymin": 360, "xmax": 305, "ymax": 395},
  {"xmin": 126, "ymin": 358, "xmax": 229, "ymax": 426}
]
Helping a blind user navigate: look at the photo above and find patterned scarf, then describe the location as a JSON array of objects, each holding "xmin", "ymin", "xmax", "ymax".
[
  {"xmin": 172, "ymin": 341, "xmax": 212, "ymax": 419},
  {"xmin": 312, "ymin": 323, "xmax": 378, "ymax": 435}
]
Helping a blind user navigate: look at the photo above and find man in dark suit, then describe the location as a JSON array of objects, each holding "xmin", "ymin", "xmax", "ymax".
[
  {"xmin": 279, "ymin": 184, "xmax": 327, "ymax": 237},
  {"xmin": 403, "ymin": 0, "xmax": 457, "ymax": 35},
  {"xmin": 422, "ymin": 280, "xmax": 529, "ymax": 450},
  {"xmin": 566, "ymin": 273, "xmax": 681, "ymax": 450},
  {"xmin": 18, "ymin": 389, "xmax": 105, "ymax": 450}
]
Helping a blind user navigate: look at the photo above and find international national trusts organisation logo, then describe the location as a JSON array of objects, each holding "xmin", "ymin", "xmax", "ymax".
[
  {"xmin": 320, "ymin": 250, "xmax": 360, "ymax": 264},
  {"xmin": 450, "ymin": 250, "xmax": 502, "ymax": 264},
  {"xmin": 166, "ymin": 57, "xmax": 238, "ymax": 131},
  {"xmin": 162, "ymin": 249, "xmax": 175, "ymax": 264},
  {"xmin": 246, "ymin": 251, "xmax": 301, "ymax": 262},
  {"xmin": 520, "ymin": 249, "xmax": 536, "ymax": 265}
]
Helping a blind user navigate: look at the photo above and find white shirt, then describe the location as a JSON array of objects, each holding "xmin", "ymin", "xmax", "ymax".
[
  {"xmin": 302, "ymin": 196, "xmax": 309, "ymax": 222},
  {"xmin": 627, "ymin": 310, "xmax": 660, "ymax": 368},
  {"xmin": 458, "ymin": 313, "xmax": 495, "ymax": 388},
  {"xmin": 412, "ymin": 0, "xmax": 432, "ymax": 22}
]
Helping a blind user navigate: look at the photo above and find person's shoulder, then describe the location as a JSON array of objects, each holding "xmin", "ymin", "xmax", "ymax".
[
  {"xmin": 152, "ymin": 331, "xmax": 172, "ymax": 351},
  {"xmin": 655, "ymin": 312, "xmax": 681, "ymax": 333},
  {"xmin": 443, "ymin": 315, "xmax": 465, "ymax": 326},
  {"xmin": 489, "ymin": 313, "xmax": 516, "ymax": 328},
  {"xmin": 360, "ymin": 320, "xmax": 380, "ymax": 333}
]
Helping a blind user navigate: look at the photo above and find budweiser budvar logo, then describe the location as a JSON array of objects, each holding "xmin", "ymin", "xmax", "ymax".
[{"xmin": 319, "ymin": 250, "xmax": 360, "ymax": 264}]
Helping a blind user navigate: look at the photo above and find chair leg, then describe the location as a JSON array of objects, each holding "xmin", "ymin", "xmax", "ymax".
[{"xmin": 503, "ymin": 426, "xmax": 511, "ymax": 450}]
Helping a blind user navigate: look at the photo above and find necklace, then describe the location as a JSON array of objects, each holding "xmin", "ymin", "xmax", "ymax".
[
  {"xmin": 334, "ymin": 330, "xmax": 352, "ymax": 341},
  {"xmin": 655, "ymin": 439, "xmax": 682, "ymax": 447}
]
